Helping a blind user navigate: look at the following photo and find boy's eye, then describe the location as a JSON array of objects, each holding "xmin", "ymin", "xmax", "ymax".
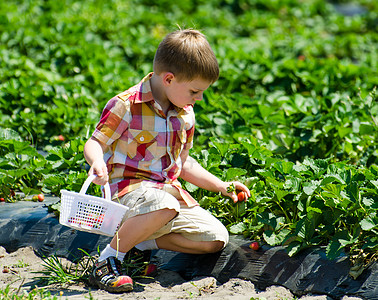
[{"xmin": 191, "ymin": 90, "xmax": 199, "ymax": 95}]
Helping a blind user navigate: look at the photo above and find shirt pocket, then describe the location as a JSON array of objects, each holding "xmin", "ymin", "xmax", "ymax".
[{"xmin": 127, "ymin": 129, "xmax": 158, "ymax": 161}]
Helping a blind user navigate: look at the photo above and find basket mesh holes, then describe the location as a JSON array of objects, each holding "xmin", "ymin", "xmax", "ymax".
[{"xmin": 68, "ymin": 201, "xmax": 107, "ymax": 228}]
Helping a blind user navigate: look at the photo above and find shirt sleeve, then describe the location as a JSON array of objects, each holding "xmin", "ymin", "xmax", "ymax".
[
  {"xmin": 92, "ymin": 96, "xmax": 131, "ymax": 146},
  {"xmin": 183, "ymin": 125, "xmax": 195, "ymax": 150},
  {"xmin": 183, "ymin": 107, "xmax": 195, "ymax": 151}
]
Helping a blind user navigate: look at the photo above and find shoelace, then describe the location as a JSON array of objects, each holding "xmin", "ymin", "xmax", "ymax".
[{"xmin": 108, "ymin": 258, "xmax": 121, "ymax": 276}]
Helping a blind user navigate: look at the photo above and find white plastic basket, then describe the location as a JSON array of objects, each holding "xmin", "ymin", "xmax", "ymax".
[{"xmin": 59, "ymin": 174, "xmax": 128, "ymax": 236}]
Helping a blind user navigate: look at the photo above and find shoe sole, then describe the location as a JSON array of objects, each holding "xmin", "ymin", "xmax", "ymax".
[{"xmin": 89, "ymin": 275, "xmax": 133, "ymax": 293}]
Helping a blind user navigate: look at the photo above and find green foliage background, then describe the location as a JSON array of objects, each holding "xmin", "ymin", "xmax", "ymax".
[{"xmin": 0, "ymin": 0, "xmax": 377, "ymax": 262}]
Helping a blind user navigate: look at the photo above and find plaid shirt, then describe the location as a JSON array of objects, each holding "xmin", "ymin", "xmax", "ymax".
[{"xmin": 92, "ymin": 73, "xmax": 198, "ymax": 207}]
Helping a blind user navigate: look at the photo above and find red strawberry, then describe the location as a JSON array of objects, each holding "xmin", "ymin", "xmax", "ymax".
[
  {"xmin": 249, "ymin": 242, "xmax": 259, "ymax": 251},
  {"xmin": 237, "ymin": 191, "xmax": 246, "ymax": 202}
]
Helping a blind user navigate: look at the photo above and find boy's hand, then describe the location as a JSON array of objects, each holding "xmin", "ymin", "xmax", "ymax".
[
  {"xmin": 88, "ymin": 159, "xmax": 109, "ymax": 185},
  {"xmin": 223, "ymin": 182, "xmax": 251, "ymax": 203}
]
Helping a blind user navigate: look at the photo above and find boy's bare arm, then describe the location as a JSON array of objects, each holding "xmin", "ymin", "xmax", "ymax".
[
  {"xmin": 84, "ymin": 137, "xmax": 109, "ymax": 185},
  {"xmin": 180, "ymin": 150, "xmax": 250, "ymax": 203}
]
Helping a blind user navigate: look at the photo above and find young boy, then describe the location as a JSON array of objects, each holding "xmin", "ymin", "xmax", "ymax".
[{"xmin": 84, "ymin": 29, "xmax": 250, "ymax": 293}]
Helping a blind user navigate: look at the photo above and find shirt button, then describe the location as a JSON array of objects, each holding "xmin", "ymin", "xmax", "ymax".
[{"xmin": 139, "ymin": 136, "xmax": 144, "ymax": 142}]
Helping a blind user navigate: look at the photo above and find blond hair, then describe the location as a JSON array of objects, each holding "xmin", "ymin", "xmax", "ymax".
[{"xmin": 153, "ymin": 29, "xmax": 219, "ymax": 83}]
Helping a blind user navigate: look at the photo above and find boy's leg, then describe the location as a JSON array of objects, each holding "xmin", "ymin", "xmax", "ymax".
[
  {"xmin": 156, "ymin": 233, "xmax": 224, "ymax": 254},
  {"xmin": 89, "ymin": 208, "xmax": 177, "ymax": 293},
  {"xmin": 147, "ymin": 204, "xmax": 230, "ymax": 254},
  {"xmin": 91, "ymin": 187, "xmax": 229, "ymax": 293},
  {"xmin": 109, "ymin": 208, "xmax": 177, "ymax": 253},
  {"xmin": 109, "ymin": 186, "xmax": 181, "ymax": 253},
  {"xmin": 109, "ymin": 188, "xmax": 229, "ymax": 255},
  {"xmin": 90, "ymin": 187, "xmax": 180, "ymax": 293}
]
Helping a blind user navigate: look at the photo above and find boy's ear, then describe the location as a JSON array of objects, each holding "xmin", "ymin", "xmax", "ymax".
[{"xmin": 162, "ymin": 72, "xmax": 175, "ymax": 86}]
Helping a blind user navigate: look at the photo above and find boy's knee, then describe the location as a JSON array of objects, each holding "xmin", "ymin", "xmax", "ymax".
[
  {"xmin": 204, "ymin": 240, "xmax": 225, "ymax": 253},
  {"xmin": 204, "ymin": 223, "xmax": 229, "ymax": 253},
  {"xmin": 161, "ymin": 208, "xmax": 179, "ymax": 222}
]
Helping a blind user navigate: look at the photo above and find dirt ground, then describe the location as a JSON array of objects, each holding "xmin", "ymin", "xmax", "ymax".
[{"xmin": 0, "ymin": 246, "xmax": 364, "ymax": 300}]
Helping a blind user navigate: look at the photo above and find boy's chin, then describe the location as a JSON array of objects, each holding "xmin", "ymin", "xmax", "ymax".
[{"xmin": 174, "ymin": 104, "xmax": 188, "ymax": 108}]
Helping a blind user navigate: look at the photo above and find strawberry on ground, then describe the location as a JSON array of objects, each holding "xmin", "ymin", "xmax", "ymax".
[{"xmin": 249, "ymin": 242, "xmax": 259, "ymax": 251}]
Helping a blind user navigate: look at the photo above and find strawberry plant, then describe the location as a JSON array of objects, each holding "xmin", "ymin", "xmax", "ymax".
[
  {"xmin": 188, "ymin": 137, "xmax": 378, "ymax": 265},
  {"xmin": 0, "ymin": 127, "xmax": 98, "ymax": 201}
]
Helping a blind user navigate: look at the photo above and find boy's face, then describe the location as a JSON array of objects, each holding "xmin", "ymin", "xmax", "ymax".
[{"xmin": 165, "ymin": 75, "xmax": 211, "ymax": 108}]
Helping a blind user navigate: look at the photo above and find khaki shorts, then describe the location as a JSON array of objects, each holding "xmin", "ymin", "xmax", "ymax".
[{"xmin": 116, "ymin": 184, "xmax": 229, "ymax": 246}]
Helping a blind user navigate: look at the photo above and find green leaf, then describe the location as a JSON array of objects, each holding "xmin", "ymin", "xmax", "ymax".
[
  {"xmin": 273, "ymin": 188, "xmax": 290, "ymax": 201},
  {"xmin": 215, "ymin": 123, "xmax": 233, "ymax": 136},
  {"xmin": 307, "ymin": 206, "xmax": 322, "ymax": 214},
  {"xmin": 257, "ymin": 212, "xmax": 285, "ymax": 231},
  {"xmin": 326, "ymin": 239, "xmax": 343, "ymax": 260},
  {"xmin": 338, "ymin": 126, "xmax": 352, "ymax": 138},
  {"xmin": 359, "ymin": 123, "xmax": 375, "ymax": 135},
  {"xmin": 229, "ymin": 222, "xmax": 247, "ymax": 235},
  {"xmin": 262, "ymin": 73, "xmax": 274, "ymax": 85},
  {"xmin": 303, "ymin": 181, "xmax": 319, "ymax": 196},
  {"xmin": 326, "ymin": 230, "xmax": 356, "ymax": 259},
  {"xmin": 43, "ymin": 175, "xmax": 64, "ymax": 187},
  {"xmin": 363, "ymin": 236, "xmax": 378, "ymax": 250},
  {"xmin": 46, "ymin": 153, "xmax": 62, "ymax": 162},
  {"xmin": 210, "ymin": 141, "xmax": 229, "ymax": 156},
  {"xmin": 321, "ymin": 175, "xmax": 346, "ymax": 185},
  {"xmin": 273, "ymin": 160, "xmax": 294, "ymax": 175},
  {"xmin": 21, "ymin": 187, "xmax": 42, "ymax": 196},
  {"xmin": 225, "ymin": 167, "xmax": 247, "ymax": 181},
  {"xmin": 263, "ymin": 229, "xmax": 291, "ymax": 246},
  {"xmin": 321, "ymin": 183, "xmax": 343, "ymax": 199},
  {"xmin": 284, "ymin": 176, "xmax": 301, "ymax": 192},
  {"xmin": 370, "ymin": 180, "xmax": 378, "ymax": 189},
  {"xmin": 346, "ymin": 181, "xmax": 359, "ymax": 203},
  {"xmin": 184, "ymin": 182, "xmax": 199, "ymax": 193},
  {"xmin": 362, "ymin": 197, "xmax": 374, "ymax": 208},
  {"xmin": 0, "ymin": 128, "xmax": 23, "ymax": 141},
  {"xmin": 4, "ymin": 169, "xmax": 29, "ymax": 178},
  {"xmin": 296, "ymin": 217, "xmax": 316, "ymax": 241},
  {"xmin": 360, "ymin": 217, "xmax": 377, "ymax": 231},
  {"xmin": 287, "ymin": 241, "xmax": 303, "ymax": 257}
]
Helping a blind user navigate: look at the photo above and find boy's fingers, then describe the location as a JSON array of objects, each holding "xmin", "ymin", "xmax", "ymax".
[
  {"xmin": 93, "ymin": 176, "xmax": 108, "ymax": 186},
  {"xmin": 230, "ymin": 191, "xmax": 239, "ymax": 203},
  {"xmin": 236, "ymin": 183, "xmax": 251, "ymax": 197},
  {"xmin": 88, "ymin": 166, "xmax": 108, "ymax": 185},
  {"xmin": 94, "ymin": 166, "xmax": 104, "ymax": 176}
]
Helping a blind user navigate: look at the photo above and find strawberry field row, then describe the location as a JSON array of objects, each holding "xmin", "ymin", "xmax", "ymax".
[{"xmin": 0, "ymin": 0, "xmax": 377, "ymax": 270}]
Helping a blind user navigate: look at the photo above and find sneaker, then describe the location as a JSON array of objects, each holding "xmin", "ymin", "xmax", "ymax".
[
  {"xmin": 89, "ymin": 256, "xmax": 133, "ymax": 293},
  {"xmin": 125, "ymin": 247, "xmax": 158, "ymax": 277},
  {"xmin": 130, "ymin": 248, "xmax": 153, "ymax": 262},
  {"xmin": 128, "ymin": 248, "xmax": 158, "ymax": 277},
  {"xmin": 141, "ymin": 263, "xmax": 158, "ymax": 276}
]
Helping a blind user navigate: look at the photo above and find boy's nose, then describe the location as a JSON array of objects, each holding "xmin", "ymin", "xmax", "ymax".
[{"xmin": 195, "ymin": 93, "xmax": 204, "ymax": 101}]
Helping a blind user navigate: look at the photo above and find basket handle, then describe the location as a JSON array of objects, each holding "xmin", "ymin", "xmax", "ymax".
[{"xmin": 79, "ymin": 174, "xmax": 111, "ymax": 202}]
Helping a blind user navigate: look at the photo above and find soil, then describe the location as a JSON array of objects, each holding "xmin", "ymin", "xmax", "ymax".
[{"xmin": 0, "ymin": 246, "xmax": 364, "ymax": 300}]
